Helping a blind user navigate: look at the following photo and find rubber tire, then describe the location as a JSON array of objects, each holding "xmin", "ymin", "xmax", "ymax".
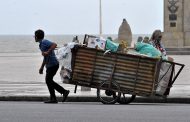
[
  {"xmin": 118, "ymin": 94, "xmax": 136, "ymax": 104},
  {"xmin": 97, "ymin": 80, "xmax": 121, "ymax": 104}
]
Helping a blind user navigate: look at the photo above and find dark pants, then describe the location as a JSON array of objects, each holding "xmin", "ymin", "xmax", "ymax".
[{"xmin": 46, "ymin": 65, "xmax": 66, "ymax": 100}]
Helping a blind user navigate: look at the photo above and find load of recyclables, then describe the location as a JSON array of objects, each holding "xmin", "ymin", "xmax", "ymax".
[{"xmin": 56, "ymin": 34, "xmax": 184, "ymax": 104}]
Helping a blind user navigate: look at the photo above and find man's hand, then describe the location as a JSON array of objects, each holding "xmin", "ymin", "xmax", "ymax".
[
  {"xmin": 42, "ymin": 51, "xmax": 49, "ymax": 56},
  {"xmin": 42, "ymin": 43, "xmax": 57, "ymax": 56},
  {"xmin": 39, "ymin": 67, "xmax": 43, "ymax": 74}
]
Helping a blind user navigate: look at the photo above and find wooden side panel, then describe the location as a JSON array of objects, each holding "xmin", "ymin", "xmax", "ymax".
[{"xmin": 72, "ymin": 47, "xmax": 160, "ymax": 96}]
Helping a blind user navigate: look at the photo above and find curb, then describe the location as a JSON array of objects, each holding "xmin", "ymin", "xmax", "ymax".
[{"xmin": 0, "ymin": 96, "xmax": 190, "ymax": 104}]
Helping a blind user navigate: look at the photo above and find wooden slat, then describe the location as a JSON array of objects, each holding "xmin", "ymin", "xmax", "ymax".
[
  {"xmin": 75, "ymin": 56, "xmax": 95, "ymax": 62},
  {"xmin": 75, "ymin": 62, "xmax": 94, "ymax": 69},
  {"xmin": 117, "ymin": 55, "xmax": 158, "ymax": 64},
  {"xmin": 95, "ymin": 62, "xmax": 113, "ymax": 68},
  {"xmin": 73, "ymin": 73, "xmax": 92, "ymax": 79},
  {"xmin": 77, "ymin": 48, "xmax": 97, "ymax": 54},
  {"xmin": 116, "ymin": 62, "xmax": 154, "ymax": 71},
  {"xmin": 72, "ymin": 77, "xmax": 91, "ymax": 82},
  {"xmin": 96, "ymin": 58, "xmax": 114, "ymax": 64},
  {"xmin": 115, "ymin": 69, "xmax": 154, "ymax": 78},
  {"xmin": 114, "ymin": 76, "xmax": 154, "ymax": 85},
  {"xmin": 93, "ymin": 76, "xmax": 109, "ymax": 81},
  {"xmin": 75, "ymin": 60, "xmax": 94, "ymax": 65},
  {"xmin": 118, "ymin": 80, "xmax": 153, "ymax": 90},
  {"xmin": 94, "ymin": 69, "xmax": 112, "ymax": 75},
  {"xmin": 116, "ymin": 77, "xmax": 153, "ymax": 87},
  {"xmin": 93, "ymin": 72, "xmax": 111, "ymax": 77},
  {"xmin": 76, "ymin": 52, "xmax": 96, "ymax": 58},
  {"xmin": 74, "ymin": 67, "xmax": 93, "ymax": 72},
  {"xmin": 96, "ymin": 55, "xmax": 116, "ymax": 61},
  {"xmin": 114, "ymin": 73, "xmax": 154, "ymax": 82},
  {"xmin": 94, "ymin": 65, "xmax": 112, "ymax": 72},
  {"xmin": 116, "ymin": 66, "xmax": 154, "ymax": 74}
]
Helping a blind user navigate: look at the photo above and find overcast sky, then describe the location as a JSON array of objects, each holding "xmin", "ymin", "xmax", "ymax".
[{"xmin": 0, "ymin": 0, "xmax": 163, "ymax": 35}]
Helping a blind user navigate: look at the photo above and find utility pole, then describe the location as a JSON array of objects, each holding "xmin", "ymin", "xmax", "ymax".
[{"xmin": 99, "ymin": 0, "xmax": 102, "ymax": 36}]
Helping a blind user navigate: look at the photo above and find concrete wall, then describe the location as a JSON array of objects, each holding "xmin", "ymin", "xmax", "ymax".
[
  {"xmin": 164, "ymin": 0, "xmax": 183, "ymax": 32},
  {"xmin": 163, "ymin": 0, "xmax": 190, "ymax": 47},
  {"xmin": 184, "ymin": 0, "xmax": 190, "ymax": 32},
  {"xmin": 163, "ymin": 32, "xmax": 184, "ymax": 47},
  {"xmin": 184, "ymin": 0, "xmax": 190, "ymax": 46}
]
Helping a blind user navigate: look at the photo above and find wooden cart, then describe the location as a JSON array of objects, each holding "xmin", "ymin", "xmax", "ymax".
[{"xmin": 66, "ymin": 45, "xmax": 184, "ymax": 104}]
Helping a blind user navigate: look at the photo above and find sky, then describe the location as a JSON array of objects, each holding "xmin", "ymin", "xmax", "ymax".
[{"xmin": 0, "ymin": 0, "xmax": 163, "ymax": 35}]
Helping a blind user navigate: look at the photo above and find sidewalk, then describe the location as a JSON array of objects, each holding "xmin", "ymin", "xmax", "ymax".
[{"xmin": 0, "ymin": 82, "xmax": 190, "ymax": 103}]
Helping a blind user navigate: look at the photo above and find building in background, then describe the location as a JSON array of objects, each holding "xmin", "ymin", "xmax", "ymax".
[{"xmin": 163, "ymin": 0, "xmax": 190, "ymax": 47}]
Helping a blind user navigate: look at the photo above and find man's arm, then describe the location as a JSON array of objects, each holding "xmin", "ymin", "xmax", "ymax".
[
  {"xmin": 39, "ymin": 58, "xmax": 46, "ymax": 74},
  {"xmin": 42, "ymin": 42, "xmax": 57, "ymax": 56}
]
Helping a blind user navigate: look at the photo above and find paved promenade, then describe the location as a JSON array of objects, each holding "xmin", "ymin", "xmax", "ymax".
[
  {"xmin": 0, "ymin": 82, "xmax": 190, "ymax": 103},
  {"xmin": 0, "ymin": 55, "xmax": 189, "ymax": 103}
]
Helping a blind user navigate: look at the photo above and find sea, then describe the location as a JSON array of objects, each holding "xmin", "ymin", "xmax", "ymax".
[{"xmin": 0, "ymin": 34, "xmax": 149, "ymax": 84}]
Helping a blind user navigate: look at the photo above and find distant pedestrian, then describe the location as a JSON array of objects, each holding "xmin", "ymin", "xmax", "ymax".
[
  {"xmin": 34, "ymin": 29, "xmax": 69, "ymax": 103},
  {"xmin": 143, "ymin": 36, "xmax": 149, "ymax": 43},
  {"xmin": 137, "ymin": 36, "xmax": 143, "ymax": 43}
]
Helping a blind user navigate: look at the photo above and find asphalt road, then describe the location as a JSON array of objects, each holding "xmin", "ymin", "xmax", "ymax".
[{"xmin": 0, "ymin": 102, "xmax": 189, "ymax": 122}]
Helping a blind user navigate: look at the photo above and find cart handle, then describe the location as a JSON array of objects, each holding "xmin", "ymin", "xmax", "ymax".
[{"xmin": 162, "ymin": 60, "xmax": 185, "ymax": 87}]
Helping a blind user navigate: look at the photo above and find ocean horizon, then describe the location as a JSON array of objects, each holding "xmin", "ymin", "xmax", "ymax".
[{"xmin": 0, "ymin": 34, "xmax": 150, "ymax": 53}]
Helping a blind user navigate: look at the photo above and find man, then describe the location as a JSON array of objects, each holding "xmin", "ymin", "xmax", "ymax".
[
  {"xmin": 149, "ymin": 29, "xmax": 173, "ymax": 61},
  {"xmin": 34, "ymin": 29, "xmax": 69, "ymax": 103},
  {"xmin": 149, "ymin": 30, "xmax": 167, "ymax": 56}
]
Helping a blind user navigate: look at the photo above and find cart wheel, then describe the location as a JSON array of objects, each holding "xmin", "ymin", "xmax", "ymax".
[
  {"xmin": 97, "ymin": 80, "xmax": 121, "ymax": 104},
  {"xmin": 117, "ymin": 93, "xmax": 136, "ymax": 104}
]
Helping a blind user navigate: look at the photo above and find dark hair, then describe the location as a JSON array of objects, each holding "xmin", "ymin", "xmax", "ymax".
[
  {"xmin": 35, "ymin": 29, "xmax": 44, "ymax": 40},
  {"xmin": 150, "ymin": 30, "xmax": 162, "ymax": 41}
]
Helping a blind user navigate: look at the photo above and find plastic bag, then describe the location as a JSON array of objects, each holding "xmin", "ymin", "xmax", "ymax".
[
  {"xmin": 57, "ymin": 42, "xmax": 78, "ymax": 83},
  {"xmin": 95, "ymin": 38, "xmax": 106, "ymax": 50},
  {"xmin": 156, "ymin": 62, "xmax": 172, "ymax": 95},
  {"xmin": 87, "ymin": 37, "xmax": 106, "ymax": 50},
  {"xmin": 60, "ymin": 66, "xmax": 71, "ymax": 84},
  {"xmin": 56, "ymin": 42, "xmax": 78, "ymax": 70},
  {"xmin": 135, "ymin": 42, "xmax": 161, "ymax": 58},
  {"xmin": 56, "ymin": 45, "xmax": 70, "ymax": 61},
  {"xmin": 105, "ymin": 39, "xmax": 119, "ymax": 52}
]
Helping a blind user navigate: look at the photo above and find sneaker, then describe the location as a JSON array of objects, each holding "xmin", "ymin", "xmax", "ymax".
[
  {"xmin": 44, "ymin": 100, "xmax": 58, "ymax": 104},
  {"xmin": 62, "ymin": 90, "xmax": 70, "ymax": 102}
]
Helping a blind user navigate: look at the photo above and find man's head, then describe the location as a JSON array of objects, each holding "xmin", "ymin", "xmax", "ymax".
[
  {"xmin": 151, "ymin": 30, "xmax": 162, "ymax": 41},
  {"xmin": 143, "ymin": 36, "xmax": 149, "ymax": 43},
  {"xmin": 34, "ymin": 29, "xmax": 44, "ymax": 42},
  {"xmin": 137, "ymin": 36, "xmax": 143, "ymax": 43}
]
